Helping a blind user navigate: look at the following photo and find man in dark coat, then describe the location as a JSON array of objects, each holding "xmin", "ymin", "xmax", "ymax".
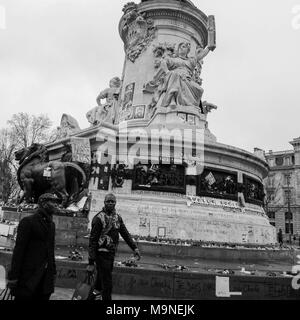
[
  {"xmin": 86, "ymin": 193, "xmax": 141, "ymax": 300},
  {"xmin": 7, "ymin": 193, "xmax": 60, "ymax": 300}
]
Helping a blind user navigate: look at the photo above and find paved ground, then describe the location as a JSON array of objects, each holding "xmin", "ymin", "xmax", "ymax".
[
  {"xmin": 57, "ymin": 246, "xmax": 299, "ymax": 275},
  {"xmin": 2, "ymin": 236, "xmax": 299, "ymax": 300},
  {"xmin": 51, "ymin": 287, "xmax": 170, "ymax": 300}
]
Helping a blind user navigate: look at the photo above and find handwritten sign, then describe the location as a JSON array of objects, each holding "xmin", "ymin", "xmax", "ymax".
[
  {"xmin": 216, "ymin": 276, "xmax": 242, "ymax": 298},
  {"xmin": 187, "ymin": 195, "xmax": 241, "ymax": 209},
  {"xmin": 71, "ymin": 138, "xmax": 91, "ymax": 164}
]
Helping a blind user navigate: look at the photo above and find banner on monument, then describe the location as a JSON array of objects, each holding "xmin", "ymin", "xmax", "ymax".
[
  {"xmin": 208, "ymin": 15, "xmax": 216, "ymax": 51},
  {"xmin": 71, "ymin": 137, "xmax": 91, "ymax": 164}
]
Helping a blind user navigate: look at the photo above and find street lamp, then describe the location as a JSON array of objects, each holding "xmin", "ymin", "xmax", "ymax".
[{"xmin": 286, "ymin": 174, "xmax": 292, "ymax": 244}]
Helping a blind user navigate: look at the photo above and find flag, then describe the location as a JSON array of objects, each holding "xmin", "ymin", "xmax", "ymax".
[
  {"xmin": 272, "ymin": 173, "xmax": 285, "ymax": 206},
  {"xmin": 205, "ymin": 172, "xmax": 216, "ymax": 186}
]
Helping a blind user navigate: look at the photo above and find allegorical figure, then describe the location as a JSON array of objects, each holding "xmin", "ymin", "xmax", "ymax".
[
  {"xmin": 86, "ymin": 193, "xmax": 141, "ymax": 300},
  {"xmin": 7, "ymin": 193, "xmax": 60, "ymax": 300},
  {"xmin": 86, "ymin": 77, "xmax": 121, "ymax": 126},
  {"xmin": 56, "ymin": 114, "xmax": 81, "ymax": 140},
  {"xmin": 159, "ymin": 42, "xmax": 213, "ymax": 108}
]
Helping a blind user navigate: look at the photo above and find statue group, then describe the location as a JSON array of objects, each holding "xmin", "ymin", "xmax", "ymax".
[
  {"xmin": 13, "ymin": 1, "xmax": 217, "ymax": 213},
  {"xmin": 145, "ymin": 41, "xmax": 216, "ymax": 118},
  {"xmin": 15, "ymin": 143, "xmax": 91, "ymax": 215}
]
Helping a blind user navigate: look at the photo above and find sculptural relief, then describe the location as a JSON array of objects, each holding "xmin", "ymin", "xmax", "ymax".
[
  {"xmin": 121, "ymin": 2, "xmax": 156, "ymax": 62},
  {"xmin": 198, "ymin": 169, "xmax": 238, "ymax": 200},
  {"xmin": 56, "ymin": 114, "xmax": 81, "ymax": 139},
  {"xmin": 133, "ymin": 163, "xmax": 185, "ymax": 193},
  {"xmin": 119, "ymin": 82, "xmax": 135, "ymax": 122},
  {"xmin": 143, "ymin": 43, "xmax": 175, "ymax": 118},
  {"xmin": 143, "ymin": 41, "xmax": 215, "ymax": 121},
  {"xmin": 86, "ymin": 77, "xmax": 121, "ymax": 126}
]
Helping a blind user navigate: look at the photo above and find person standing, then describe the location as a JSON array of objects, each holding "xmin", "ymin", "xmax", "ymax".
[
  {"xmin": 7, "ymin": 193, "xmax": 60, "ymax": 300},
  {"xmin": 87, "ymin": 193, "xmax": 141, "ymax": 300},
  {"xmin": 278, "ymin": 228, "xmax": 283, "ymax": 248}
]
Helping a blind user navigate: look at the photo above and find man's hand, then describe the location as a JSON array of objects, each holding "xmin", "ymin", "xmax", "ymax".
[
  {"xmin": 134, "ymin": 248, "xmax": 141, "ymax": 261},
  {"xmin": 7, "ymin": 279, "xmax": 18, "ymax": 289},
  {"xmin": 86, "ymin": 264, "xmax": 95, "ymax": 274}
]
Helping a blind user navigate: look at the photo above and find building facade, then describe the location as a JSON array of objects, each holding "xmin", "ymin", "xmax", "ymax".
[{"xmin": 264, "ymin": 137, "xmax": 300, "ymax": 240}]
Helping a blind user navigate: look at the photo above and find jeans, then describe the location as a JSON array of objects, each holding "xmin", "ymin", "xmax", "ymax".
[{"xmin": 95, "ymin": 252, "xmax": 114, "ymax": 301}]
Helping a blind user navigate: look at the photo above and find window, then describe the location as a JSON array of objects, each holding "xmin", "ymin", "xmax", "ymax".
[
  {"xmin": 284, "ymin": 190, "xmax": 291, "ymax": 203},
  {"xmin": 157, "ymin": 227, "xmax": 166, "ymax": 238},
  {"xmin": 267, "ymin": 211, "xmax": 275, "ymax": 219},
  {"xmin": 285, "ymin": 157, "xmax": 291, "ymax": 166},
  {"xmin": 285, "ymin": 212, "xmax": 293, "ymax": 220},
  {"xmin": 275, "ymin": 157, "xmax": 284, "ymax": 166},
  {"xmin": 284, "ymin": 175, "xmax": 289, "ymax": 185},
  {"xmin": 284, "ymin": 174, "xmax": 292, "ymax": 186},
  {"xmin": 285, "ymin": 223, "xmax": 293, "ymax": 234}
]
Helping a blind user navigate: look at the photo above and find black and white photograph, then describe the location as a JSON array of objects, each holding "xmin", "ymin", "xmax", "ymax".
[{"xmin": 0, "ymin": 0, "xmax": 300, "ymax": 310}]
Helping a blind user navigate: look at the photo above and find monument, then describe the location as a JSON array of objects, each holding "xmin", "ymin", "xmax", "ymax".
[
  {"xmin": 2, "ymin": 0, "xmax": 300, "ymax": 301},
  {"xmin": 42, "ymin": 0, "xmax": 276, "ymax": 246}
]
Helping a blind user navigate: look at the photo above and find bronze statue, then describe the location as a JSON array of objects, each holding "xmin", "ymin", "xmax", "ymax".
[{"xmin": 15, "ymin": 143, "xmax": 87, "ymax": 207}]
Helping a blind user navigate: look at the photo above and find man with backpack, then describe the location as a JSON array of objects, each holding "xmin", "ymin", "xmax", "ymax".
[{"xmin": 86, "ymin": 193, "xmax": 141, "ymax": 300}]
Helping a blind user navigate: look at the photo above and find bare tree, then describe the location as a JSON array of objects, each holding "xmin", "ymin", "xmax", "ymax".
[
  {"xmin": 0, "ymin": 128, "xmax": 19, "ymax": 202},
  {"xmin": 7, "ymin": 112, "xmax": 52, "ymax": 150},
  {"xmin": 0, "ymin": 113, "xmax": 53, "ymax": 202}
]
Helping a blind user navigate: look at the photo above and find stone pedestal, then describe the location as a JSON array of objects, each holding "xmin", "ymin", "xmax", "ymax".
[{"xmin": 44, "ymin": 0, "xmax": 276, "ymax": 245}]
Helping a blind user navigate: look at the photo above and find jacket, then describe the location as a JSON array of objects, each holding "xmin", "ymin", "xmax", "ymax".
[
  {"xmin": 88, "ymin": 208, "xmax": 137, "ymax": 264},
  {"xmin": 8, "ymin": 208, "xmax": 56, "ymax": 295}
]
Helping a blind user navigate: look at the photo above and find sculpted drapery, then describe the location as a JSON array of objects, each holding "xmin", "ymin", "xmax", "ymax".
[
  {"xmin": 155, "ymin": 42, "xmax": 211, "ymax": 109},
  {"xmin": 160, "ymin": 55, "xmax": 203, "ymax": 108}
]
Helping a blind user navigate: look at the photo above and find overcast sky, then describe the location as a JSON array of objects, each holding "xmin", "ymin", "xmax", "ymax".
[{"xmin": 0, "ymin": 0, "xmax": 299, "ymax": 153}]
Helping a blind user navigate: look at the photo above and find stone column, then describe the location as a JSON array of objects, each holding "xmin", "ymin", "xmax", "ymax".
[{"xmin": 117, "ymin": 0, "xmax": 212, "ymax": 126}]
